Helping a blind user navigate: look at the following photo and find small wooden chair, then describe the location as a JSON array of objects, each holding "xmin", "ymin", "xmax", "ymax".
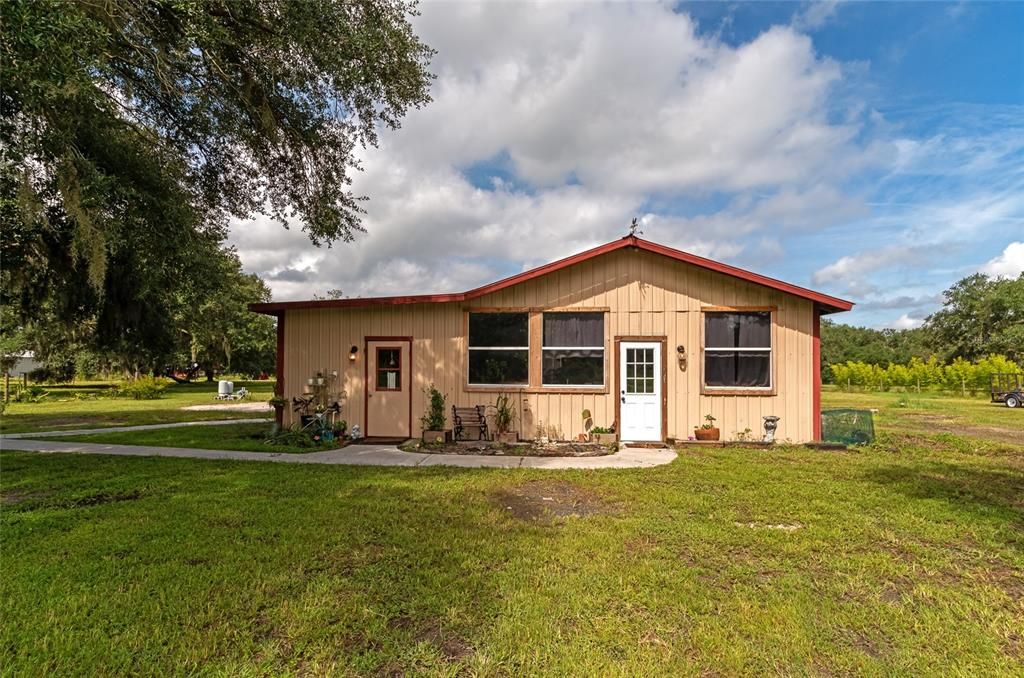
[{"xmin": 452, "ymin": 405, "xmax": 489, "ymax": 441}]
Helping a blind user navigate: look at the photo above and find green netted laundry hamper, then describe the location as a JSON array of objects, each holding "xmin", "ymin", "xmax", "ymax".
[{"xmin": 820, "ymin": 409, "xmax": 875, "ymax": 445}]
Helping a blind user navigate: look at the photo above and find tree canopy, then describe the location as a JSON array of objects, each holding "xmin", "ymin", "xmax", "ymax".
[
  {"xmin": 822, "ymin": 270, "xmax": 1024, "ymax": 380},
  {"xmin": 1, "ymin": 0, "xmax": 433, "ymax": 377},
  {"xmin": 924, "ymin": 273, "xmax": 1024, "ymax": 362}
]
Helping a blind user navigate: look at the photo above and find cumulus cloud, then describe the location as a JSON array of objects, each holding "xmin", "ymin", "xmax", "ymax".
[
  {"xmin": 981, "ymin": 241, "xmax": 1024, "ymax": 278},
  {"xmin": 227, "ymin": 0, "xmax": 1021, "ymax": 326},
  {"xmin": 891, "ymin": 313, "xmax": 924, "ymax": 330},
  {"xmin": 812, "ymin": 244, "xmax": 949, "ymax": 288},
  {"xmin": 229, "ymin": 2, "xmax": 877, "ymax": 301}
]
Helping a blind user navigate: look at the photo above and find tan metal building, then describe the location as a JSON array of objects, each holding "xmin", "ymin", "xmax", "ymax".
[{"xmin": 251, "ymin": 236, "xmax": 852, "ymax": 443}]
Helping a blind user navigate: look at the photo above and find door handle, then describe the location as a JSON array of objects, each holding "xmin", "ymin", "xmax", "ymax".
[{"xmin": 620, "ymin": 390, "xmax": 626, "ymax": 403}]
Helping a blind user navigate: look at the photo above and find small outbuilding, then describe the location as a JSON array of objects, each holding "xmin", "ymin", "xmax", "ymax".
[{"xmin": 251, "ymin": 235, "xmax": 852, "ymax": 443}]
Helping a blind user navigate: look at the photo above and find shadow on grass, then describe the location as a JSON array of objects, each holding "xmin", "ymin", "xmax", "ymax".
[
  {"xmin": 863, "ymin": 461, "xmax": 1024, "ymax": 546},
  {"xmin": 0, "ymin": 452, "xmax": 567, "ymax": 674}
]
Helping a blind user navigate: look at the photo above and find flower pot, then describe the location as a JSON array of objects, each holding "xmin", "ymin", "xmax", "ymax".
[
  {"xmin": 422, "ymin": 430, "xmax": 452, "ymax": 444},
  {"xmin": 593, "ymin": 432, "xmax": 618, "ymax": 444},
  {"xmin": 496, "ymin": 432, "xmax": 519, "ymax": 444},
  {"xmin": 694, "ymin": 427, "xmax": 720, "ymax": 441}
]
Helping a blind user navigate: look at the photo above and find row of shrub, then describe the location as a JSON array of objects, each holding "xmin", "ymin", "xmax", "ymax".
[
  {"xmin": 6, "ymin": 376, "xmax": 168, "ymax": 403},
  {"xmin": 829, "ymin": 354, "xmax": 1021, "ymax": 394}
]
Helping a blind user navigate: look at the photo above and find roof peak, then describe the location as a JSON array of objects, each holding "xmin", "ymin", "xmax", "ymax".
[{"xmin": 251, "ymin": 235, "xmax": 853, "ymax": 315}]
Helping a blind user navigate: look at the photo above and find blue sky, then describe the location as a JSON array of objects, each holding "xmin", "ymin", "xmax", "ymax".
[{"xmin": 231, "ymin": 1, "xmax": 1023, "ymax": 329}]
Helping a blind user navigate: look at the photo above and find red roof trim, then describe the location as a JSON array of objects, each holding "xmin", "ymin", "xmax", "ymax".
[{"xmin": 250, "ymin": 236, "xmax": 854, "ymax": 315}]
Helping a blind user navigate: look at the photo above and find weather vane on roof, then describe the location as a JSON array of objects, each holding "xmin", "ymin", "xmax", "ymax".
[{"xmin": 628, "ymin": 217, "xmax": 643, "ymax": 237}]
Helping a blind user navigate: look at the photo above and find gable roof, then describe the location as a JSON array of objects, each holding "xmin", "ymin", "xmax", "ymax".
[{"xmin": 250, "ymin": 235, "xmax": 854, "ymax": 315}]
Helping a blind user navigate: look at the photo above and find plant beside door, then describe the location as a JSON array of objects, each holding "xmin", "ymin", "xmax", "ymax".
[
  {"xmin": 694, "ymin": 414, "xmax": 720, "ymax": 441},
  {"xmin": 492, "ymin": 392, "xmax": 518, "ymax": 443},
  {"xmin": 420, "ymin": 384, "xmax": 451, "ymax": 443},
  {"xmin": 582, "ymin": 409, "xmax": 617, "ymax": 444}
]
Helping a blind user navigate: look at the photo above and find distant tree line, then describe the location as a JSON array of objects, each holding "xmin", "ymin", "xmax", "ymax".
[
  {"xmin": 829, "ymin": 355, "xmax": 1020, "ymax": 395},
  {"xmin": 822, "ymin": 271, "xmax": 1023, "ymax": 386},
  {"xmin": 1, "ymin": 248, "xmax": 276, "ymax": 382}
]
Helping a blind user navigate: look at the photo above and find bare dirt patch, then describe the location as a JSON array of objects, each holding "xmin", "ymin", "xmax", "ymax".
[
  {"xmin": 2, "ymin": 488, "xmax": 142, "ymax": 510},
  {"xmin": 624, "ymin": 534, "xmax": 660, "ymax": 556},
  {"xmin": 181, "ymin": 402, "xmax": 270, "ymax": 412},
  {"xmin": 493, "ymin": 480, "xmax": 615, "ymax": 521},
  {"xmin": 0, "ymin": 489, "xmax": 52, "ymax": 506},
  {"xmin": 69, "ymin": 489, "xmax": 144, "ymax": 508},
  {"xmin": 845, "ymin": 628, "xmax": 892, "ymax": 659},
  {"xmin": 388, "ymin": 616, "xmax": 473, "ymax": 662},
  {"xmin": 898, "ymin": 413, "xmax": 1024, "ymax": 446}
]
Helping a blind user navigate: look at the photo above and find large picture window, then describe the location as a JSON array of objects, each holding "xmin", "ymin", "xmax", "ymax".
[
  {"xmin": 542, "ymin": 312, "xmax": 604, "ymax": 386},
  {"xmin": 468, "ymin": 313, "xmax": 529, "ymax": 385},
  {"xmin": 704, "ymin": 312, "xmax": 771, "ymax": 388}
]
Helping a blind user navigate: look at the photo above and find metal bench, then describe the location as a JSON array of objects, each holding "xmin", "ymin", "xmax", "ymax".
[{"xmin": 453, "ymin": 405, "xmax": 488, "ymax": 441}]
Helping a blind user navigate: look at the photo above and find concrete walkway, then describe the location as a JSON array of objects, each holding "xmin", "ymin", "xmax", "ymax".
[{"xmin": 1, "ymin": 422, "xmax": 676, "ymax": 469}]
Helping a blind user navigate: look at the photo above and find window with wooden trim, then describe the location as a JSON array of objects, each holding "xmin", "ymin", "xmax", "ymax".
[
  {"xmin": 376, "ymin": 347, "xmax": 402, "ymax": 390},
  {"xmin": 468, "ymin": 313, "xmax": 529, "ymax": 385},
  {"xmin": 704, "ymin": 311, "xmax": 771, "ymax": 388},
  {"xmin": 542, "ymin": 312, "xmax": 604, "ymax": 386}
]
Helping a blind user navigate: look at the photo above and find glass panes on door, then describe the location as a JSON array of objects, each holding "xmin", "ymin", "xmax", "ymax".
[
  {"xmin": 625, "ymin": 347, "xmax": 655, "ymax": 394},
  {"xmin": 376, "ymin": 348, "xmax": 401, "ymax": 390}
]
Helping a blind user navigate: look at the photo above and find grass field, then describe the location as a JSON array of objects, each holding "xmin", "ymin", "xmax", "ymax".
[
  {"xmin": 1, "ymin": 391, "xmax": 1022, "ymax": 675},
  {"xmin": 0, "ymin": 380, "xmax": 274, "ymax": 434}
]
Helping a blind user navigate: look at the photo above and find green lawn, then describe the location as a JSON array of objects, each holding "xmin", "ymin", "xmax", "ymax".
[
  {"xmin": 2, "ymin": 393, "xmax": 1022, "ymax": 675},
  {"xmin": 38, "ymin": 421, "xmax": 346, "ymax": 455},
  {"xmin": 823, "ymin": 386, "xmax": 1024, "ymax": 431},
  {"xmin": 0, "ymin": 380, "xmax": 274, "ymax": 434}
]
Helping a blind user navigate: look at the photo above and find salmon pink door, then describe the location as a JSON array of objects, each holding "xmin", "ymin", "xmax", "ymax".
[{"xmin": 366, "ymin": 338, "xmax": 411, "ymax": 437}]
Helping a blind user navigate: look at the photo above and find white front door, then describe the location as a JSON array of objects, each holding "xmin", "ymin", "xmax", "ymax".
[{"xmin": 619, "ymin": 341, "xmax": 662, "ymax": 442}]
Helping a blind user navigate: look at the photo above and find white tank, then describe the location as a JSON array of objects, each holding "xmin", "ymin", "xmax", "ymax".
[{"xmin": 218, "ymin": 380, "xmax": 234, "ymax": 396}]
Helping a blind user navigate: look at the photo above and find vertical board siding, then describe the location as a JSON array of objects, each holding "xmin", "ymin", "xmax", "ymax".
[{"xmin": 281, "ymin": 249, "xmax": 816, "ymax": 442}]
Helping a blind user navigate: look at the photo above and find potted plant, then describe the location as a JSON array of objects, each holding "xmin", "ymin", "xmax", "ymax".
[
  {"xmin": 581, "ymin": 409, "xmax": 594, "ymax": 439},
  {"xmin": 694, "ymin": 414, "xmax": 720, "ymax": 441},
  {"xmin": 493, "ymin": 392, "xmax": 518, "ymax": 443},
  {"xmin": 590, "ymin": 426, "xmax": 617, "ymax": 444},
  {"xmin": 420, "ymin": 384, "xmax": 451, "ymax": 443}
]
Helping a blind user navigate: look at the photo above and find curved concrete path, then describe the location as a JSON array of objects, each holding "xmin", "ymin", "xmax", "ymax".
[{"xmin": 1, "ymin": 422, "xmax": 676, "ymax": 469}]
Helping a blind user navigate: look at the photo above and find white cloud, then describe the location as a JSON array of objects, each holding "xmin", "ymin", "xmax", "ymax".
[
  {"xmin": 981, "ymin": 241, "xmax": 1024, "ymax": 278},
  {"xmin": 402, "ymin": 8, "xmax": 858, "ymax": 194},
  {"xmin": 891, "ymin": 313, "xmax": 923, "ymax": 330},
  {"xmin": 793, "ymin": 0, "xmax": 843, "ymax": 31},
  {"xmin": 229, "ymin": 2, "xmax": 878, "ymax": 300},
  {"xmin": 812, "ymin": 244, "xmax": 949, "ymax": 287},
  {"xmin": 226, "ymin": 0, "xmax": 1021, "ymax": 321}
]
